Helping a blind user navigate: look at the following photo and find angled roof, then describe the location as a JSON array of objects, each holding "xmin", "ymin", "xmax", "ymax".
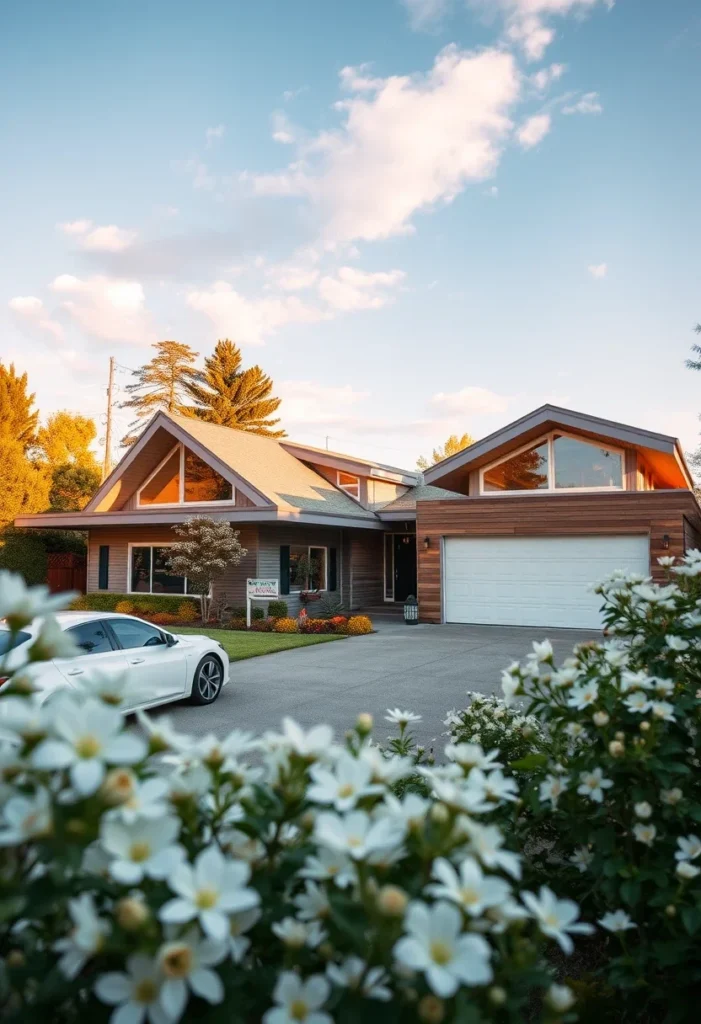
[
  {"xmin": 423, "ymin": 404, "xmax": 693, "ymax": 491},
  {"xmin": 377, "ymin": 484, "xmax": 464, "ymax": 518},
  {"xmin": 281, "ymin": 440, "xmax": 420, "ymax": 486}
]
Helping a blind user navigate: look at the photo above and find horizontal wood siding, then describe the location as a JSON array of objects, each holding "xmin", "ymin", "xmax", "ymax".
[
  {"xmin": 416, "ymin": 490, "xmax": 701, "ymax": 623},
  {"xmin": 684, "ymin": 515, "xmax": 701, "ymax": 554},
  {"xmin": 257, "ymin": 524, "xmax": 342, "ymax": 617},
  {"xmin": 87, "ymin": 524, "xmax": 258, "ymax": 604},
  {"xmin": 348, "ymin": 531, "xmax": 384, "ymax": 609}
]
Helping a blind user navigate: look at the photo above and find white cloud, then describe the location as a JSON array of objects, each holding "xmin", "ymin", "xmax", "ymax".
[
  {"xmin": 50, "ymin": 274, "xmax": 156, "ymax": 344},
  {"xmin": 277, "ymin": 380, "xmax": 370, "ymax": 428},
  {"xmin": 469, "ymin": 0, "xmax": 612, "ymax": 61},
  {"xmin": 563, "ymin": 90, "xmax": 603, "ymax": 114},
  {"xmin": 531, "ymin": 62, "xmax": 566, "ymax": 90},
  {"xmin": 401, "ymin": 0, "xmax": 452, "ymax": 31},
  {"xmin": 484, "ymin": 185, "xmax": 499, "ymax": 197},
  {"xmin": 430, "ymin": 386, "xmax": 510, "ymax": 415},
  {"xmin": 206, "ymin": 124, "xmax": 226, "ymax": 147},
  {"xmin": 269, "ymin": 265, "xmax": 320, "ymax": 291},
  {"xmin": 282, "ymin": 86, "xmax": 308, "ymax": 102},
  {"xmin": 249, "ymin": 46, "xmax": 520, "ymax": 244},
  {"xmin": 516, "ymin": 112, "xmax": 551, "ymax": 148},
  {"xmin": 81, "ymin": 224, "xmax": 137, "ymax": 252},
  {"xmin": 317, "ymin": 267, "xmax": 405, "ymax": 311},
  {"xmin": 8, "ymin": 295, "xmax": 64, "ymax": 341},
  {"xmin": 271, "ymin": 112, "xmax": 296, "ymax": 144},
  {"xmin": 588, "ymin": 262, "xmax": 607, "ymax": 278},
  {"xmin": 186, "ymin": 282, "xmax": 327, "ymax": 346},
  {"xmin": 57, "ymin": 219, "xmax": 93, "ymax": 236}
]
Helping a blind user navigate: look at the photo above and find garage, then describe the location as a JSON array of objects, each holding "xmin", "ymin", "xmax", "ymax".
[{"xmin": 443, "ymin": 535, "xmax": 650, "ymax": 629}]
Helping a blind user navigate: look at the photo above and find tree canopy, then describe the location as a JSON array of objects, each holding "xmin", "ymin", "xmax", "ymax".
[
  {"xmin": 121, "ymin": 341, "xmax": 199, "ymax": 445},
  {"xmin": 167, "ymin": 515, "xmax": 248, "ymax": 622},
  {"xmin": 417, "ymin": 432, "xmax": 474, "ymax": 471},
  {"xmin": 35, "ymin": 411, "xmax": 99, "ymax": 470},
  {"xmin": 187, "ymin": 339, "xmax": 285, "ymax": 437},
  {"xmin": 0, "ymin": 363, "xmax": 49, "ymax": 527},
  {"xmin": 0, "ymin": 363, "xmax": 39, "ymax": 451}
]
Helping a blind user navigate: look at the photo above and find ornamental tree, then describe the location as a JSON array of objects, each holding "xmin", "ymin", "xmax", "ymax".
[{"xmin": 166, "ymin": 515, "xmax": 247, "ymax": 622}]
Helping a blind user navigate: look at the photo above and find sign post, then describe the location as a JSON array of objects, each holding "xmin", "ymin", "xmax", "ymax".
[{"xmin": 246, "ymin": 578, "xmax": 279, "ymax": 628}]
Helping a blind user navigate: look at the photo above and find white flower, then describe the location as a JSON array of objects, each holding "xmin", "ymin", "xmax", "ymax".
[
  {"xmin": 599, "ymin": 909, "xmax": 636, "ymax": 933},
  {"xmin": 264, "ymin": 718, "xmax": 335, "ymax": 760},
  {"xmin": 460, "ymin": 819, "xmax": 522, "ymax": 880},
  {"xmin": 676, "ymin": 861, "xmax": 701, "ymax": 880},
  {"xmin": 532, "ymin": 639, "xmax": 553, "ymax": 662},
  {"xmin": 300, "ymin": 848, "xmax": 355, "ymax": 889},
  {"xmin": 661, "ymin": 787, "xmax": 683, "ymax": 806},
  {"xmin": 577, "ymin": 768, "xmax": 613, "ymax": 804},
  {"xmin": 32, "ymin": 698, "xmax": 147, "ymax": 796},
  {"xmin": 384, "ymin": 708, "xmax": 421, "ymax": 727},
  {"xmin": 620, "ymin": 670, "xmax": 653, "ymax": 693},
  {"xmin": 633, "ymin": 823, "xmax": 656, "ymax": 846},
  {"xmin": 228, "ymin": 906, "xmax": 260, "ymax": 963},
  {"xmin": 675, "ymin": 834, "xmax": 701, "ymax": 861},
  {"xmin": 55, "ymin": 894, "xmax": 110, "ymax": 979},
  {"xmin": 427, "ymin": 857, "xmax": 511, "ymax": 916},
  {"xmin": 30, "ymin": 617, "xmax": 81, "ymax": 661},
  {"xmin": 465, "ymin": 768, "xmax": 519, "ymax": 807},
  {"xmin": 377, "ymin": 792, "xmax": 430, "ymax": 832},
  {"xmin": 539, "ymin": 774, "xmax": 568, "ymax": 809},
  {"xmin": 136, "ymin": 711, "xmax": 192, "ymax": 753},
  {"xmin": 272, "ymin": 917, "xmax": 326, "ymax": 949},
  {"xmin": 0, "ymin": 786, "xmax": 52, "ymax": 846},
  {"xmin": 326, "ymin": 957, "xmax": 391, "ymax": 1001},
  {"xmin": 95, "ymin": 954, "xmax": 168, "ymax": 1024},
  {"xmin": 652, "ymin": 678, "xmax": 674, "ymax": 696},
  {"xmin": 263, "ymin": 972, "xmax": 332, "ymax": 1024},
  {"xmin": 546, "ymin": 984, "xmax": 576, "ymax": 1012},
  {"xmin": 164, "ymin": 764, "xmax": 211, "ymax": 802},
  {"xmin": 160, "ymin": 845, "xmax": 260, "ymax": 942},
  {"xmin": 394, "ymin": 900, "xmax": 492, "ymax": 996},
  {"xmin": 307, "ymin": 751, "xmax": 383, "ymax": 811},
  {"xmin": 109, "ymin": 777, "xmax": 170, "ymax": 824},
  {"xmin": 0, "ymin": 696, "xmax": 52, "ymax": 744},
  {"xmin": 657, "ymin": 555, "xmax": 677, "ymax": 568},
  {"xmin": 569, "ymin": 846, "xmax": 593, "ymax": 873},
  {"xmin": 293, "ymin": 880, "xmax": 330, "ymax": 921},
  {"xmin": 0, "ymin": 571, "xmax": 74, "ymax": 629},
  {"xmin": 665, "ymin": 635, "xmax": 689, "ymax": 652},
  {"xmin": 158, "ymin": 928, "xmax": 227, "ymax": 1019},
  {"xmin": 651, "ymin": 701, "xmax": 675, "ymax": 722},
  {"xmin": 101, "ymin": 815, "xmax": 183, "ymax": 884},
  {"xmin": 604, "ymin": 647, "xmax": 629, "ymax": 669},
  {"xmin": 500, "ymin": 671, "xmax": 521, "ymax": 703},
  {"xmin": 358, "ymin": 744, "xmax": 412, "ymax": 784},
  {"xmin": 74, "ymin": 667, "xmax": 140, "ymax": 708},
  {"xmin": 445, "ymin": 743, "xmax": 502, "ymax": 771},
  {"xmin": 567, "ymin": 681, "xmax": 599, "ymax": 710},
  {"xmin": 634, "ymin": 801, "xmax": 652, "ymax": 820},
  {"xmin": 624, "ymin": 690, "xmax": 652, "ymax": 714},
  {"xmin": 314, "ymin": 810, "xmax": 405, "ymax": 863},
  {"xmin": 522, "ymin": 886, "xmax": 593, "ymax": 954},
  {"xmin": 551, "ymin": 666, "xmax": 581, "ymax": 689},
  {"xmin": 592, "ymin": 711, "xmax": 610, "ymax": 727},
  {"xmin": 564, "ymin": 721, "xmax": 587, "ymax": 741}
]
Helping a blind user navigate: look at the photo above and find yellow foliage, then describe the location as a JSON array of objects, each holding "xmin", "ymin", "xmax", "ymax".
[
  {"xmin": 273, "ymin": 617, "xmax": 299, "ymax": 634},
  {"xmin": 176, "ymin": 601, "xmax": 199, "ymax": 623},
  {"xmin": 114, "ymin": 600, "xmax": 135, "ymax": 614},
  {"xmin": 346, "ymin": 616, "xmax": 373, "ymax": 635}
]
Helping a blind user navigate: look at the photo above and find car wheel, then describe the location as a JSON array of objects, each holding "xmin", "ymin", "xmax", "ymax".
[{"xmin": 189, "ymin": 655, "xmax": 224, "ymax": 706}]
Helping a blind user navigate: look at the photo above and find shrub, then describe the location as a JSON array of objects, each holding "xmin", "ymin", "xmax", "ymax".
[
  {"xmin": 77, "ymin": 592, "xmax": 199, "ymax": 617},
  {"xmin": 267, "ymin": 599, "xmax": 288, "ymax": 619},
  {"xmin": 230, "ymin": 605, "xmax": 247, "ymax": 619},
  {"xmin": 273, "ymin": 616, "xmax": 299, "ymax": 633},
  {"xmin": 445, "ymin": 692, "xmax": 544, "ymax": 767},
  {"xmin": 251, "ymin": 606, "xmax": 265, "ymax": 621},
  {"xmin": 0, "ymin": 571, "xmax": 585, "ymax": 1024},
  {"xmin": 113, "ymin": 599, "xmax": 135, "ymax": 614},
  {"xmin": 316, "ymin": 591, "xmax": 346, "ymax": 619},
  {"xmin": 346, "ymin": 614, "xmax": 373, "ymax": 635},
  {"xmin": 175, "ymin": 600, "xmax": 199, "ymax": 623},
  {"xmin": 228, "ymin": 617, "xmax": 248, "ymax": 631},
  {"xmin": 331, "ymin": 614, "xmax": 348, "ymax": 626},
  {"xmin": 148, "ymin": 611, "xmax": 178, "ymax": 626},
  {"xmin": 250, "ymin": 618, "xmax": 274, "ymax": 632},
  {"xmin": 299, "ymin": 617, "xmax": 334, "ymax": 634},
  {"xmin": 0, "ymin": 530, "xmax": 48, "ymax": 586}
]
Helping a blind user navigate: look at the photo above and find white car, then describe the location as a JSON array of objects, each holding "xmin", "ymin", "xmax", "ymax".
[{"xmin": 0, "ymin": 611, "xmax": 230, "ymax": 711}]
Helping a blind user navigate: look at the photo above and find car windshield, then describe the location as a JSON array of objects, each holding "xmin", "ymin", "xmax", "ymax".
[{"xmin": 0, "ymin": 629, "xmax": 32, "ymax": 655}]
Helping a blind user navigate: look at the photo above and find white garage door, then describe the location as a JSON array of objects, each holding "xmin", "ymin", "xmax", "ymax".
[{"xmin": 443, "ymin": 535, "xmax": 649, "ymax": 629}]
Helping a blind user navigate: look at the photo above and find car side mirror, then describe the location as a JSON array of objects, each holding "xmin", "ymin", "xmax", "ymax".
[{"xmin": 165, "ymin": 633, "xmax": 178, "ymax": 647}]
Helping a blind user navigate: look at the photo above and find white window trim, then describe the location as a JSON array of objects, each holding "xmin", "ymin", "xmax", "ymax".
[
  {"xmin": 136, "ymin": 443, "xmax": 235, "ymax": 508},
  {"xmin": 289, "ymin": 544, "xmax": 328, "ymax": 592},
  {"xmin": 479, "ymin": 430, "xmax": 625, "ymax": 496},
  {"xmin": 336, "ymin": 470, "xmax": 361, "ymax": 502},
  {"xmin": 127, "ymin": 541, "xmax": 205, "ymax": 597}
]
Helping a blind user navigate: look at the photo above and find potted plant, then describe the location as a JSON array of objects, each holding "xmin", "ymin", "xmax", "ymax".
[{"xmin": 294, "ymin": 553, "xmax": 323, "ymax": 604}]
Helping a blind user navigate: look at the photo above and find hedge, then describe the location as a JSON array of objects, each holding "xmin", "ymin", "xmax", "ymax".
[
  {"xmin": 72, "ymin": 592, "xmax": 199, "ymax": 616},
  {"xmin": 0, "ymin": 531, "xmax": 48, "ymax": 586}
]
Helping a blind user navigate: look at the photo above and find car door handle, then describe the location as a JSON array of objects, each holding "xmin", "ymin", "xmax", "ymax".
[
  {"xmin": 67, "ymin": 669, "xmax": 84, "ymax": 676},
  {"xmin": 129, "ymin": 657, "xmax": 146, "ymax": 665}
]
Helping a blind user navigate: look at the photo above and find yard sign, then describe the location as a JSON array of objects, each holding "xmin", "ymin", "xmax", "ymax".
[{"xmin": 246, "ymin": 578, "xmax": 279, "ymax": 627}]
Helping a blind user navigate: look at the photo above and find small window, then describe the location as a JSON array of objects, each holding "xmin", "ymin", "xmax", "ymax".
[
  {"xmin": 109, "ymin": 618, "xmax": 167, "ymax": 650},
  {"xmin": 289, "ymin": 544, "xmax": 328, "ymax": 591},
  {"xmin": 66, "ymin": 621, "xmax": 115, "ymax": 656},
  {"xmin": 152, "ymin": 546, "xmax": 186, "ymax": 595},
  {"xmin": 337, "ymin": 471, "xmax": 360, "ymax": 500},
  {"xmin": 483, "ymin": 442, "xmax": 549, "ymax": 492},
  {"xmin": 553, "ymin": 435, "xmax": 622, "ymax": 490},
  {"xmin": 184, "ymin": 449, "xmax": 232, "ymax": 502},
  {"xmin": 139, "ymin": 449, "xmax": 180, "ymax": 505},
  {"xmin": 130, "ymin": 545, "xmax": 187, "ymax": 595}
]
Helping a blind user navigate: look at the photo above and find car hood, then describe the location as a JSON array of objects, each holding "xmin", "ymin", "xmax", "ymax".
[{"xmin": 173, "ymin": 633, "xmax": 219, "ymax": 649}]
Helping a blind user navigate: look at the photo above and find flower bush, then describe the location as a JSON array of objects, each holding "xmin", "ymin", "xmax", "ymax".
[
  {"xmin": 0, "ymin": 573, "xmax": 585, "ymax": 1024},
  {"xmin": 500, "ymin": 551, "xmax": 701, "ymax": 1020},
  {"xmin": 176, "ymin": 601, "xmax": 199, "ymax": 624},
  {"xmin": 299, "ymin": 618, "xmax": 336, "ymax": 635},
  {"xmin": 273, "ymin": 616, "xmax": 300, "ymax": 634},
  {"xmin": 114, "ymin": 600, "xmax": 136, "ymax": 614},
  {"xmin": 148, "ymin": 611, "xmax": 178, "ymax": 626},
  {"xmin": 345, "ymin": 615, "xmax": 373, "ymax": 636},
  {"xmin": 444, "ymin": 693, "xmax": 544, "ymax": 768}
]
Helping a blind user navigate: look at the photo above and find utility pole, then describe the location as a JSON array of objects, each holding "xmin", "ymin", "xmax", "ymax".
[{"xmin": 102, "ymin": 356, "xmax": 115, "ymax": 481}]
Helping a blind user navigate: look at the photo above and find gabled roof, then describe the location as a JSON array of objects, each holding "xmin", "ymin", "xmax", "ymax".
[
  {"xmin": 423, "ymin": 404, "xmax": 693, "ymax": 491},
  {"xmin": 280, "ymin": 440, "xmax": 420, "ymax": 486},
  {"xmin": 377, "ymin": 484, "xmax": 464, "ymax": 519}
]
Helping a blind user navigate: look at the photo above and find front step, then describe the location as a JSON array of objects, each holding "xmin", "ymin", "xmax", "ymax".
[{"xmin": 358, "ymin": 604, "xmax": 405, "ymax": 617}]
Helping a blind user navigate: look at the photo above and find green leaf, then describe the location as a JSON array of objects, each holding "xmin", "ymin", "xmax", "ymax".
[
  {"xmin": 620, "ymin": 878, "xmax": 641, "ymax": 907},
  {"xmin": 510, "ymin": 753, "xmax": 548, "ymax": 771},
  {"xmin": 682, "ymin": 907, "xmax": 701, "ymax": 935}
]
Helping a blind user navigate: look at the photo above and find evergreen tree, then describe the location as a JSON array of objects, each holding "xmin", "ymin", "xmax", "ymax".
[
  {"xmin": 417, "ymin": 432, "xmax": 474, "ymax": 470},
  {"xmin": 48, "ymin": 464, "xmax": 102, "ymax": 512},
  {"xmin": 0, "ymin": 362, "xmax": 39, "ymax": 450},
  {"xmin": 120, "ymin": 340, "xmax": 199, "ymax": 445},
  {"xmin": 35, "ymin": 411, "xmax": 99, "ymax": 470},
  {"xmin": 187, "ymin": 339, "xmax": 285, "ymax": 437},
  {"xmin": 0, "ymin": 438, "xmax": 51, "ymax": 528}
]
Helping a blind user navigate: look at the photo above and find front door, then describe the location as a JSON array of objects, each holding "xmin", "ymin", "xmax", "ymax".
[{"xmin": 393, "ymin": 534, "xmax": 417, "ymax": 602}]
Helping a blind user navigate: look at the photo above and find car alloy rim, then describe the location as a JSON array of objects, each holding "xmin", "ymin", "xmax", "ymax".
[{"xmin": 198, "ymin": 658, "xmax": 222, "ymax": 700}]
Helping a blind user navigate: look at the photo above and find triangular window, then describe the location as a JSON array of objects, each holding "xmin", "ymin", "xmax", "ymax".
[
  {"xmin": 137, "ymin": 444, "xmax": 234, "ymax": 506},
  {"xmin": 483, "ymin": 441, "xmax": 549, "ymax": 492}
]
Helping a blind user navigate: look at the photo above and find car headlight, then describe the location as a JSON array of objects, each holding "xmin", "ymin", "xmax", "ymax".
[{"xmin": 217, "ymin": 642, "xmax": 225, "ymax": 651}]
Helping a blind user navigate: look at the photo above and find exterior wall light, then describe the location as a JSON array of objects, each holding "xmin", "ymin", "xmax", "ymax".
[{"xmin": 423, "ymin": 536, "xmax": 430, "ymax": 551}]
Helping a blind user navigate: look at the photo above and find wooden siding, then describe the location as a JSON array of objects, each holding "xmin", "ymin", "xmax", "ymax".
[
  {"xmin": 87, "ymin": 524, "xmax": 258, "ymax": 605},
  {"xmin": 416, "ymin": 490, "xmax": 701, "ymax": 624},
  {"xmin": 257, "ymin": 524, "xmax": 343, "ymax": 617},
  {"xmin": 348, "ymin": 531, "xmax": 384, "ymax": 609}
]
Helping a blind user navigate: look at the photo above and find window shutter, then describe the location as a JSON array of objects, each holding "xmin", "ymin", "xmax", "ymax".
[
  {"xmin": 98, "ymin": 545, "xmax": 109, "ymax": 590},
  {"xmin": 329, "ymin": 547, "xmax": 338, "ymax": 591},
  {"xmin": 280, "ymin": 546, "xmax": 290, "ymax": 595}
]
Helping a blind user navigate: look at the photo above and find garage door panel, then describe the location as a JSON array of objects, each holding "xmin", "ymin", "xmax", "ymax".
[{"xmin": 443, "ymin": 535, "xmax": 649, "ymax": 629}]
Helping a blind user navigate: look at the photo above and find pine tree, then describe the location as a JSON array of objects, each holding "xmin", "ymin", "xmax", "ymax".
[
  {"xmin": 187, "ymin": 339, "xmax": 285, "ymax": 437},
  {"xmin": 120, "ymin": 341, "xmax": 200, "ymax": 445},
  {"xmin": 0, "ymin": 438, "xmax": 51, "ymax": 528},
  {"xmin": 0, "ymin": 362, "xmax": 39, "ymax": 450},
  {"xmin": 417, "ymin": 432, "xmax": 474, "ymax": 470}
]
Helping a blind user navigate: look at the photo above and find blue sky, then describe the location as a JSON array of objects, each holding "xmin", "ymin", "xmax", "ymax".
[{"xmin": 2, "ymin": 0, "xmax": 700, "ymax": 468}]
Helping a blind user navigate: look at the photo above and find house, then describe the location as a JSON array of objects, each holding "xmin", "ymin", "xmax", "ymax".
[
  {"xmin": 14, "ymin": 404, "xmax": 700, "ymax": 630},
  {"xmin": 14, "ymin": 410, "xmax": 458, "ymax": 615}
]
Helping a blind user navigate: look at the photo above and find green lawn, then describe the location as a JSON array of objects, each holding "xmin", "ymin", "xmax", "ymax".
[{"xmin": 173, "ymin": 627, "xmax": 343, "ymax": 662}]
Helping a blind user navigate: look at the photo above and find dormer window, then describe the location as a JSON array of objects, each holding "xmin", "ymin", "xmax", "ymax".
[
  {"xmin": 480, "ymin": 432, "xmax": 623, "ymax": 494},
  {"xmin": 137, "ymin": 444, "xmax": 234, "ymax": 506},
  {"xmin": 337, "ymin": 471, "xmax": 360, "ymax": 501}
]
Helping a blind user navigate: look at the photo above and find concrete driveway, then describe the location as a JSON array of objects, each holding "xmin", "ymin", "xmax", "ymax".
[{"xmin": 157, "ymin": 618, "xmax": 598, "ymax": 752}]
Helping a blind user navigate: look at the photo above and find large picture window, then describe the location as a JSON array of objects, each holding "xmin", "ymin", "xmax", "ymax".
[
  {"xmin": 130, "ymin": 544, "xmax": 190, "ymax": 595},
  {"xmin": 137, "ymin": 444, "xmax": 234, "ymax": 507},
  {"xmin": 289, "ymin": 544, "xmax": 328, "ymax": 591},
  {"xmin": 480, "ymin": 432, "xmax": 624, "ymax": 494}
]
